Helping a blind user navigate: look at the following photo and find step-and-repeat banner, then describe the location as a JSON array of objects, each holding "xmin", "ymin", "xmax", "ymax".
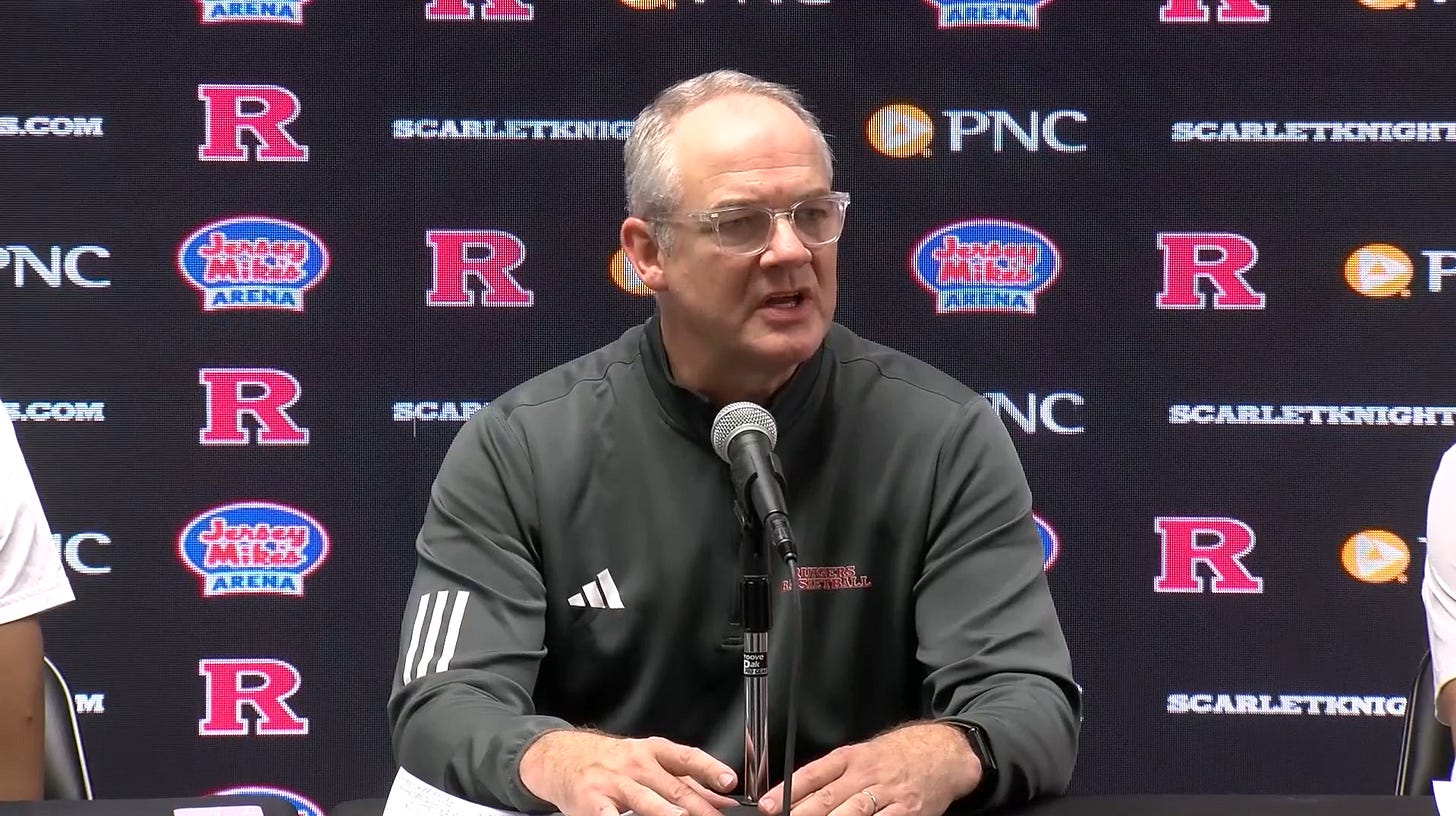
[{"xmin": 5, "ymin": 1, "xmax": 1454, "ymax": 812}]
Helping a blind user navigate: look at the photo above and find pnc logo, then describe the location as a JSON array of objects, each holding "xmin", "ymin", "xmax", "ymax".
[
  {"xmin": 1341, "ymin": 530, "xmax": 1410, "ymax": 583},
  {"xmin": 609, "ymin": 248, "xmax": 651, "ymax": 296},
  {"xmin": 867, "ymin": 104, "xmax": 935, "ymax": 158},
  {"xmin": 1345, "ymin": 244, "xmax": 1414, "ymax": 297}
]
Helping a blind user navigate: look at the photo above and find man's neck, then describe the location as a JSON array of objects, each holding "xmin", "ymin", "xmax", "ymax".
[{"xmin": 659, "ymin": 321, "xmax": 796, "ymax": 407}]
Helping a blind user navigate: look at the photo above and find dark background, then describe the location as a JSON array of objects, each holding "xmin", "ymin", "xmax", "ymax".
[{"xmin": 3, "ymin": 0, "xmax": 1453, "ymax": 811}]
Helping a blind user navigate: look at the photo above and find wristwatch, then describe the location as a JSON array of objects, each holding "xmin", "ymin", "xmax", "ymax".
[{"xmin": 951, "ymin": 722, "xmax": 998, "ymax": 791}]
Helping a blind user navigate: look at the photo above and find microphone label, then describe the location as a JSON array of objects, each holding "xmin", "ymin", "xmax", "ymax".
[{"xmin": 743, "ymin": 654, "xmax": 767, "ymax": 677}]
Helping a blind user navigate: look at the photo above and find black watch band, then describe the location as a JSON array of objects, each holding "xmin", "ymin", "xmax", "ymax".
[{"xmin": 954, "ymin": 722, "xmax": 998, "ymax": 789}]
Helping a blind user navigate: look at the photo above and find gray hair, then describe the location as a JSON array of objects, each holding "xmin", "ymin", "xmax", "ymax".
[{"xmin": 623, "ymin": 70, "xmax": 834, "ymax": 252}]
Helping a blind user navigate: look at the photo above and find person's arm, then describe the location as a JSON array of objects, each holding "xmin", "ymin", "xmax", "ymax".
[
  {"xmin": 914, "ymin": 397, "xmax": 1081, "ymax": 808},
  {"xmin": 1422, "ymin": 445, "xmax": 1456, "ymax": 753},
  {"xmin": 0, "ymin": 615, "xmax": 45, "ymax": 801},
  {"xmin": 388, "ymin": 408, "xmax": 741, "ymax": 816},
  {"xmin": 388, "ymin": 407, "xmax": 571, "ymax": 810},
  {"xmin": 758, "ymin": 399, "xmax": 1080, "ymax": 816},
  {"xmin": 1438, "ymin": 682, "xmax": 1456, "ymax": 744},
  {"xmin": 0, "ymin": 402, "xmax": 75, "ymax": 802}
]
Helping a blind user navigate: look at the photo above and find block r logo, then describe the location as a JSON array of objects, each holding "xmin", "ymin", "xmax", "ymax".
[
  {"xmin": 1159, "ymin": 0, "xmax": 1270, "ymax": 22},
  {"xmin": 1154, "ymin": 516, "xmax": 1263, "ymax": 593},
  {"xmin": 198, "ymin": 658, "xmax": 309, "ymax": 736},
  {"xmin": 1156, "ymin": 232, "xmax": 1266, "ymax": 310},
  {"xmin": 424, "ymin": 0, "xmax": 534, "ymax": 19},
  {"xmin": 197, "ymin": 84, "xmax": 309, "ymax": 162},
  {"xmin": 426, "ymin": 230, "xmax": 534, "ymax": 307},
  {"xmin": 198, "ymin": 368, "xmax": 309, "ymax": 445}
]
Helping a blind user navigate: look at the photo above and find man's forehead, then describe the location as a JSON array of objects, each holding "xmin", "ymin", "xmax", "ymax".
[{"xmin": 669, "ymin": 96, "xmax": 828, "ymax": 202}]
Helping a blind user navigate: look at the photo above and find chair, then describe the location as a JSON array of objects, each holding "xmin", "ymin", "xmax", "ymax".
[
  {"xmin": 1396, "ymin": 650, "xmax": 1454, "ymax": 795},
  {"xmin": 42, "ymin": 656, "xmax": 93, "ymax": 801}
]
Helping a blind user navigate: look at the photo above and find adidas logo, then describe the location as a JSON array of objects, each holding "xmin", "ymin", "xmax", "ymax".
[{"xmin": 568, "ymin": 569, "xmax": 624, "ymax": 609}]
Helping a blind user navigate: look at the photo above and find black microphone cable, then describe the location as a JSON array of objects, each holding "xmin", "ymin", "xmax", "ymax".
[{"xmin": 781, "ymin": 550, "xmax": 802, "ymax": 816}]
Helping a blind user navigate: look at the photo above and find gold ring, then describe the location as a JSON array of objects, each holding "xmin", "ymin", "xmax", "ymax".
[{"xmin": 860, "ymin": 790, "xmax": 880, "ymax": 813}]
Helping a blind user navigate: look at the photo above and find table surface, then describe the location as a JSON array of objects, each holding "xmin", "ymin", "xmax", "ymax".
[
  {"xmin": 998, "ymin": 795, "xmax": 1436, "ymax": 816},
  {"xmin": 0, "ymin": 796, "xmax": 297, "ymax": 816},
  {"xmin": 325, "ymin": 794, "xmax": 1437, "ymax": 816}
]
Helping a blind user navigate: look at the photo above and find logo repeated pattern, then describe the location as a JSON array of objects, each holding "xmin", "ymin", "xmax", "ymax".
[{"xmin": 6, "ymin": 1, "xmax": 1442, "ymax": 806}]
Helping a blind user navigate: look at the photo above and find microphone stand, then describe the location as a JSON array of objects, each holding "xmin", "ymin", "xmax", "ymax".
[{"xmin": 736, "ymin": 499, "xmax": 771, "ymax": 802}]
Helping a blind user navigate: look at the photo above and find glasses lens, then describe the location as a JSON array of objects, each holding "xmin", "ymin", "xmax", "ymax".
[
  {"xmin": 793, "ymin": 197, "xmax": 845, "ymax": 245},
  {"xmin": 714, "ymin": 208, "xmax": 772, "ymax": 252}
]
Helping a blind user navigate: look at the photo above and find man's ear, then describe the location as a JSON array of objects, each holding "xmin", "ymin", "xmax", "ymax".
[{"xmin": 621, "ymin": 217, "xmax": 669, "ymax": 293}]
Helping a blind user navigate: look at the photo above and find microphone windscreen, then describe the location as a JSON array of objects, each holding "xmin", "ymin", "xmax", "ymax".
[{"xmin": 710, "ymin": 401, "xmax": 778, "ymax": 463}]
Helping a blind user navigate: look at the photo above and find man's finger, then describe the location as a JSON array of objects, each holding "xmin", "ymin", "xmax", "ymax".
[
  {"xmin": 788, "ymin": 779, "xmax": 860, "ymax": 816},
  {"xmin": 576, "ymin": 792, "xmax": 624, "ymax": 816},
  {"xmin": 620, "ymin": 778, "xmax": 690, "ymax": 816},
  {"xmin": 760, "ymin": 753, "xmax": 848, "ymax": 816},
  {"xmin": 822, "ymin": 788, "xmax": 879, "ymax": 816},
  {"xmin": 647, "ymin": 737, "xmax": 739, "ymax": 793},
  {"xmin": 636, "ymin": 759, "xmax": 728, "ymax": 816},
  {"xmin": 679, "ymin": 775, "xmax": 742, "ymax": 809}
]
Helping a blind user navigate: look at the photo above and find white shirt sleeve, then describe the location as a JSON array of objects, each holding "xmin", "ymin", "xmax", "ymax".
[
  {"xmin": 1422, "ymin": 442, "xmax": 1456, "ymax": 720},
  {"xmin": 0, "ymin": 404, "xmax": 74, "ymax": 625}
]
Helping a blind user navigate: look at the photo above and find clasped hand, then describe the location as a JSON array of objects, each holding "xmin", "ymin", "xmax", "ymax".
[{"xmin": 520, "ymin": 724, "xmax": 979, "ymax": 816}]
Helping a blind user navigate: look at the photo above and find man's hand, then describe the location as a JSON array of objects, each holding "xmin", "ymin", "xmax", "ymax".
[
  {"xmin": 519, "ymin": 730, "xmax": 741, "ymax": 816},
  {"xmin": 758, "ymin": 724, "xmax": 981, "ymax": 816}
]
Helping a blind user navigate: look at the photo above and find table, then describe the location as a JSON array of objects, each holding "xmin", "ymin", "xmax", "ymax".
[{"xmin": 327, "ymin": 795, "xmax": 1438, "ymax": 816}]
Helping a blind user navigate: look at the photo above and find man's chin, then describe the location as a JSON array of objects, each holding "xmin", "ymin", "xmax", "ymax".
[{"xmin": 745, "ymin": 324, "xmax": 825, "ymax": 369}]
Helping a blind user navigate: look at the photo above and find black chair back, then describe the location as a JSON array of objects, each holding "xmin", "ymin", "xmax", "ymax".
[
  {"xmin": 1396, "ymin": 650, "xmax": 1454, "ymax": 795},
  {"xmin": 42, "ymin": 657, "xmax": 93, "ymax": 801}
]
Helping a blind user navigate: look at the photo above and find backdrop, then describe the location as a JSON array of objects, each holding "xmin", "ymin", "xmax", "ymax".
[{"xmin": 4, "ymin": 1, "xmax": 1454, "ymax": 813}]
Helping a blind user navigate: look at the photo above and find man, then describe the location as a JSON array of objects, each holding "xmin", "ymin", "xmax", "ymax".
[
  {"xmin": 389, "ymin": 70, "xmax": 1080, "ymax": 816},
  {"xmin": 1422, "ymin": 442, "xmax": 1456, "ymax": 758},
  {"xmin": 0, "ymin": 399, "xmax": 76, "ymax": 800}
]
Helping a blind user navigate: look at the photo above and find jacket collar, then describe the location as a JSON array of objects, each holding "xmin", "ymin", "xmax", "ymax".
[{"xmin": 640, "ymin": 314, "xmax": 829, "ymax": 449}]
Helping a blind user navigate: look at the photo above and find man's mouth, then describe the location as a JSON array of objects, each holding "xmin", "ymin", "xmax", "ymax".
[{"xmin": 762, "ymin": 291, "xmax": 805, "ymax": 309}]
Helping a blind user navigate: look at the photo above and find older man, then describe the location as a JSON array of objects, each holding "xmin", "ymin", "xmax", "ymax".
[
  {"xmin": 0, "ymin": 401, "xmax": 75, "ymax": 800},
  {"xmin": 389, "ymin": 70, "xmax": 1079, "ymax": 816}
]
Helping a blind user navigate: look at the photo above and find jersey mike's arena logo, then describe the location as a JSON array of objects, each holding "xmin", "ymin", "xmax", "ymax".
[
  {"xmin": 911, "ymin": 219, "xmax": 1060, "ymax": 314},
  {"xmin": 178, "ymin": 217, "xmax": 328, "ymax": 311},
  {"xmin": 210, "ymin": 786, "xmax": 323, "ymax": 816},
  {"xmin": 178, "ymin": 502, "xmax": 329, "ymax": 597},
  {"xmin": 1033, "ymin": 514, "xmax": 1059, "ymax": 571},
  {"xmin": 197, "ymin": 1, "xmax": 309, "ymax": 24},
  {"xmin": 924, "ymin": 0, "xmax": 1053, "ymax": 29}
]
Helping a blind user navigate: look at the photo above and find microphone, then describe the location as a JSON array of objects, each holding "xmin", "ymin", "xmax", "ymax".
[
  {"xmin": 711, "ymin": 402, "xmax": 804, "ymax": 808},
  {"xmin": 710, "ymin": 402, "xmax": 797, "ymax": 563}
]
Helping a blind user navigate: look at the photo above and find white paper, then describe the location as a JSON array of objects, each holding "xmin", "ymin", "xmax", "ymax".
[
  {"xmin": 174, "ymin": 807, "xmax": 264, "ymax": 816},
  {"xmin": 384, "ymin": 767, "xmax": 553, "ymax": 816},
  {"xmin": 1434, "ymin": 779, "xmax": 1456, "ymax": 815}
]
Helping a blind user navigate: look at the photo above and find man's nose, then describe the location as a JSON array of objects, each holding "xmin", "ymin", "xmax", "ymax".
[{"xmin": 762, "ymin": 212, "xmax": 811, "ymax": 264}]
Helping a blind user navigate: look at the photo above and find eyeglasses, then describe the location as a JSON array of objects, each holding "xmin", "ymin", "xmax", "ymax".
[{"xmin": 655, "ymin": 192, "xmax": 851, "ymax": 256}]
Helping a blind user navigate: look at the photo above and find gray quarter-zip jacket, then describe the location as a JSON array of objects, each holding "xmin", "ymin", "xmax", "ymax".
[{"xmin": 388, "ymin": 317, "xmax": 1080, "ymax": 812}]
